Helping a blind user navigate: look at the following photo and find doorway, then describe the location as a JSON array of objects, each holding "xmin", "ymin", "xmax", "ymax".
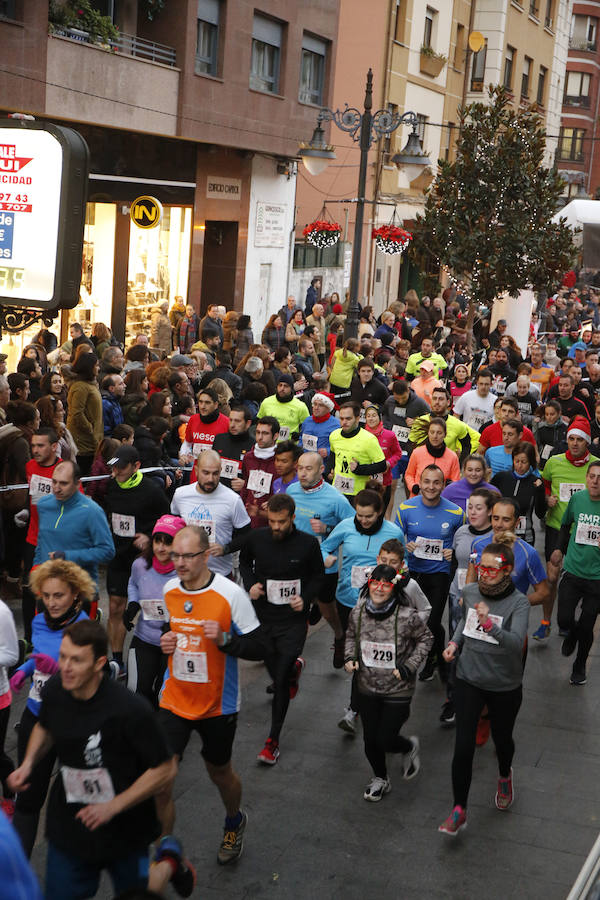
[{"xmin": 200, "ymin": 221, "xmax": 238, "ymax": 313}]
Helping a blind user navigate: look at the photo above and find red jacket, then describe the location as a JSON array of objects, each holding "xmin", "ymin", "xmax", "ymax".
[
  {"xmin": 184, "ymin": 413, "xmax": 230, "ymax": 484},
  {"xmin": 240, "ymin": 447, "xmax": 277, "ymax": 528},
  {"xmin": 365, "ymin": 426, "xmax": 402, "ymax": 486}
]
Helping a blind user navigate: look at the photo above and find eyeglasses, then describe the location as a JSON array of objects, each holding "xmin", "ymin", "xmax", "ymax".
[
  {"xmin": 153, "ymin": 534, "xmax": 174, "ymax": 545},
  {"xmin": 368, "ymin": 579, "xmax": 394, "ymax": 590},
  {"xmin": 476, "ymin": 564, "xmax": 509, "ymax": 576},
  {"xmin": 169, "ymin": 551, "xmax": 206, "ymax": 562}
]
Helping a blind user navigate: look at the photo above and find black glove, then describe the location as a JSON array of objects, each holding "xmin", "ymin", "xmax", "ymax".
[
  {"xmin": 396, "ymin": 664, "xmax": 412, "ymax": 682},
  {"xmin": 123, "ymin": 602, "xmax": 141, "ymax": 631}
]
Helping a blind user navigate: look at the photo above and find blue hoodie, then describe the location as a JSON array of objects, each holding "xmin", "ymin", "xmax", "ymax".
[{"xmin": 34, "ymin": 491, "xmax": 115, "ymax": 584}]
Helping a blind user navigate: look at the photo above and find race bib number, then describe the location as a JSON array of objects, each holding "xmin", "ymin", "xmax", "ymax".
[
  {"xmin": 29, "ymin": 474, "xmax": 53, "ymax": 505},
  {"xmin": 414, "ymin": 537, "xmax": 443, "ymax": 560},
  {"xmin": 302, "ymin": 433, "xmax": 318, "ymax": 452},
  {"xmin": 467, "ymin": 412, "xmax": 487, "ymax": 430},
  {"xmin": 334, "ymin": 473, "xmax": 355, "ymax": 494},
  {"xmin": 111, "ymin": 513, "xmax": 135, "ymax": 537},
  {"xmin": 192, "ymin": 442, "xmax": 212, "ymax": 457},
  {"xmin": 541, "ymin": 444, "xmax": 553, "ymax": 460},
  {"xmin": 559, "ymin": 483, "xmax": 585, "ymax": 502},
  {"xmin": 61, "ymin": 766, "xmax": 115, "ymax": 805},
  {"xmin": 457, "ymin": 568, "xmax": 467, "ymax": 590},
  {"xmin": 361, "ymin": 640, "xmax": 395, "ymax": 669},
  {"xmin": 173, "ymin": 649, "xmax": 208, "ymax": 683},
  {"xmin": 516, "ymin": 516, "xmax": 526, "ymax": 535},
  {"xmin": 492, "ymin": 377, "xmax": 506, "ymax": 396},
  {"xmin": 221, "ymin": 458, "xmax": 240, "ymax": 479},
  {"xmin": 278, "ymin": 426, "xmax": 290, "ymax": 440},
  {"xmin": 140, "ymin": 599, "xmax": 166, "ymax": 621},
  {"xmin": 197, "ymin": 519, "xmax": 215, "ymax": 542},
  {"xmin": 247, "ymin": 469, "xmax": 273, "ymax": 495},
  {"xmin": 28, "ymin": 669, "xmax": 50, "ymax": 704},
  {"xmin": 463, "ymin": 608, "xmax": 503, "ymax": 644},
  {"xmin": 576, "ymin": 521, "xmax": 600, "ymax": 546},
  {"xmin": 392, "ymin": 425, "xmax": 410, "ymax": 443},
  {"xmin": 266, "ymin": 578, "xmax": 301, "ymax": 605},
  {"xmin": 351, "ymin": 565, "xmax": 372, "ymax": 589}
]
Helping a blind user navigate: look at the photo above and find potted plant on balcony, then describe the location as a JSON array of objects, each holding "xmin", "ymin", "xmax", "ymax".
[
  {"xmin": 419, "ymin": 45, "xmax": 447, "ymax": 78},
  {"xmin": 49, "ymin": 0, "xmax": 118, "ymax": 47},
  {"xmin": 303, "ymin": 209, "xmax": 342, "ymax": 248}
]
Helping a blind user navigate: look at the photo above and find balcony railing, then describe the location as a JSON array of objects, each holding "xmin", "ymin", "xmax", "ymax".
[
  {"xmin": 569, "ymin": 36, "xmax": 597, "ymax": 52},
  {"xmin": 50, "ymin": 25, "xmax": 176, "ymax": 66},
  {"xmin": 563, "ymin": 94, "xmax": 591, "ymax": 108}
]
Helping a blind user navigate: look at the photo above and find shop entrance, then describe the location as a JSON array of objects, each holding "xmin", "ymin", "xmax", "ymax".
[{"xmin": 200, "ymin": 221, "xmax": 238, "ymax": 313}]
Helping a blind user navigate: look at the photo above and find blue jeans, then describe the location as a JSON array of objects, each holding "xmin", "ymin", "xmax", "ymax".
[{"xmin": 45, "ymin": 842, "xmax": 149, "ymax": 899}]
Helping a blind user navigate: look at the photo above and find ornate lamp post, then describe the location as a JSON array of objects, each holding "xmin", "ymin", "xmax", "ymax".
[{"xmin": 298, "ymin": 69, "xmax": 430, "ymax": 338}]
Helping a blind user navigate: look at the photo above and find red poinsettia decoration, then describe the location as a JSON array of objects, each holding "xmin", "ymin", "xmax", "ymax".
[
  {"xmin": 372, "ymin": 225, "xmax": 412, "ymax": 255},
  {"xmin": 303, "ymin": 219, "xmax": 342, "ymax": 248},
  {"xmin": 561, "ymin": 270, "xmax": 576, "ymax": 288}
]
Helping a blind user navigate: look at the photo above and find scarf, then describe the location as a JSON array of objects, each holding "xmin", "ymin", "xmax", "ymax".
[
  {"xmin": 354, "ymin": 512, "xmax": 385, "ymax": 535},
  {"xmin": 366, "ymin": 422, "xmax": 383, "ymax": 437},
  {"xmin": 43, "ymin": 603, "xmax": 81, "ymax": 631},
  {"xmin": 312, "ymin": 413, "xmax": 331, "ymax": 424},
  {"xmin": 366, "ymin": 594, "xmax": 398, "ymax": 616},
  {"xmin": 425, "ymin": 439, "xmax": 446, "ymax": 458},
  {"xmin": 117, "ymin": 470, "xmax": 143, "ymax": 489},
  {"xmin": 276, "ymin": 391, "xmax": 294, "ymax": 404},
  {"xmin": 479, "ymin": 575, "xmax": 514, "ymax": 598},
  {"xmin": 468, "ymin": 524, "xmax": 492, "ymax": 536},
  {"xmin": 513, "ymin": 466, "xmax": 534, "ymax": 480},
  {"xmin": 153, "ymin": 558, "xmax": 175, "ymax": 575},
  {"xmin": 566, "ymin": 449, "xmax": 590, "ymax": 467},
  {"xmin": 200, "ymin": 409, "xmax": 219, "ymax": 425},
  {"xmin": 303, "ymin": 478, "xmax": 324, "ymax": 493},
  {"xmin": 253, "ymin": 444, "xmax": 276, "ymax": 460}
]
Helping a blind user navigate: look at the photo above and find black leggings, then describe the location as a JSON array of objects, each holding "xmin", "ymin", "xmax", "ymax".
[
  {"xmin": 13, "ymin": 707, "xmax": 56, "ymax": 857},
  {"xmin": 413, "ymin": 572, "xmax": 451, "ymax": 667},
  {"xmin": 356, "ymin": 692, "xmax": 413, "ymax": 779},
  {"xmin": 127, "ymin": 636, "xmax": 166, "ymax": 708},
  {"xmin": 557, "ymin": 572, "xmax": 600, "ymax": 669},
  {"xmin": 262, "ymin": 620, "xmax": 307, "ymax": 742},
  {"xmin": 452, "ymin": 677, "xmax": 522, "ymax": 809},
  {"xmin": 0, "ymin": 704, "xmax": 14, "ymax": 797}
]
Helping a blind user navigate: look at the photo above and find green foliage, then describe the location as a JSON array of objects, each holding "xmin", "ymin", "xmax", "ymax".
[
  {"xmin": 140, "ymin": 0, "xmax": 166, "ymax": 21},
  {"xmin": 410, "ymin": 85, "xmax": 577, "ymax": 309},
  {"xmin": 49, "ymin": 0, "xmax": 119, "ymax": 42},
  {"xmin": 420, "ymin": 45, "xmax": 447, "ymax": 62}
]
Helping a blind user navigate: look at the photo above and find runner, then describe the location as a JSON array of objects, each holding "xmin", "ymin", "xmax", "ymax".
[
  {"xmin": 396, "ymin": 466, "xmax": 465, "ymax": 683},
  {"xmin": 298, "ymin": 392, "xmax": 339, "ymax": 458},
  {"xmin": 211, "ymin": 404, "xmax": 254, "ymax": 491},
  {"xmin": 478, "ymin": 397, "xmax": 536, "ymax": 453},
  {"xmin": 484, "ymin": 418, "xmax": 525, "ymax": 476},
  {"xmin": 364, "ymin": 405, "xmax": 402, "ymax": 511},
  {"xmin": 439, "ymin": 543, "xmax": 529, "ymax": 835},
  {"xmin": 0, "ymin": 591, "xmax": 18, "ymax": 819},
  {"xmin": 408, "ymin": 387, "xmax": 480, "ymax": 458},
  {"xmin": 441, "ymin": 454, "xmax": 499, "ymax": 512},
  {"xmin": 240, "ymin": 416, "xmax": 279, "ymax": 528},
  {"xmin": 491, "ymin": 442, "xmax": 546, "ymax": 544},
  {"xmin": 453, "ymin": 369, "xmax": 496, "ymax": 431},
  {"xmin": 344, "ymin": 564, "xmax": 432, "ymax": 801},
  {"xmin": 157, "ymin": 525, "xmax": 269, "ymax": 865},
  {"xmin": 257, "ymin": 374, "xmax": 310, "ymax": 440},
  {"xmin": 178, "ymin": 386, "xmax": 229, "ymax": 482},
  {"xmin": 328, "ymin": 402, "xmax": 386, "ymax": 499},
  {"xmin": 8, "ymin": 620, "xmax": 194, "ymax": 899},
  {"xmin": 124, "ymin": 514, "xmax": 187, "ymax": 706},
  {"xmin": 555, "ymin": 460, "xmax": 600, "ymax": 685},
  {"xmin": 272, "ymin": 440, "xmax": 301, "ymax": 494}
]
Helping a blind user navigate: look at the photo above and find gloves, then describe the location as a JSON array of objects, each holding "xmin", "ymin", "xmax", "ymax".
[
  {"xmin": 395, "ymin": 664, "xmax": 412, "ymax": 682},
  {"xmin": 13, "ymin": 509, "xmax": 29, "ymax": 528},
  {"xmin": 9, "ymin": 670, "xmax": 26, "ymax": 692},
  {"xmin": 32, "ymin": 653, "xmax": 59, "ymax": 676},
  {"xmin": 123, "ymin": 602, "xmax": 141, "ymax": 631}
]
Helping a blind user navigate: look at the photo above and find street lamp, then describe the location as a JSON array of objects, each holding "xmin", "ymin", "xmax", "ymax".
[{"xmin": 298, "ymin": 68, "xmax": 431, "ymax": 339}]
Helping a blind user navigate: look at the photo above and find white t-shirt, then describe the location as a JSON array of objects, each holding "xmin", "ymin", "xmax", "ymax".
[
  {"xmin": 171, "ymin": 483, "xmax": 250, "ymax": 576},
  {"xmin": 453, "ymin": 389, "xmax": 496, "ymax": 431}
]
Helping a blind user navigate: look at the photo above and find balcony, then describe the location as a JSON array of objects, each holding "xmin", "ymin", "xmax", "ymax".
[
  {"xmin": 569, "ymin": 36, "xmax": 597, "ymax": 52},
  {"xmin": 563, "ymin": 94, "xmax": 591, "ymax": 108},
  {"xmin": 50, "ymin": 24, "xmax": 176, "ymax": 66}
]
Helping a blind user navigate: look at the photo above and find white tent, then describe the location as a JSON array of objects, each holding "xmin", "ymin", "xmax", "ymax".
[{"xmin": 552, "ymin": 199, "xmax": 600, "ymax": 231}]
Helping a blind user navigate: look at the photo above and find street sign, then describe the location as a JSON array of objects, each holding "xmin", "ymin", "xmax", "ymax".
[
  {"xmin": 130, "ymin": 196, "xmax": 163, "ymax": 229},
  {"xmin": 0, "ymin": 119, "xmax": 89, "ymax": 310}
]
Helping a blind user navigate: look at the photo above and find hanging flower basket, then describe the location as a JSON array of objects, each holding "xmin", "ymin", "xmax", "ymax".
[
  {"xmin": 372, "ymin": 225, "xmax": 412, "ymax": 255},
  {"xmin": 303, "ymin": 219, "xmax": 342, "ymax": 249}
]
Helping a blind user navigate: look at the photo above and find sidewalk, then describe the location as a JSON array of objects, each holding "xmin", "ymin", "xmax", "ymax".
[{"xmin": 23, "ymin": 611, "xmax": 600, "ymax": 899}]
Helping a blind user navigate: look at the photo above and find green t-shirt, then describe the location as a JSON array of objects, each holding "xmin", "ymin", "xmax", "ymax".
[
  {"xmin": 257, "ymin": 395, "xmax": 310, "ymax": 439},
  {"xmin": 541, "ymin": 453, "xmax": 599, "ymax": 531},
  {"xmin": 405, "ymin": 351, "xmax": 448, "ymax": 379},
  {"xmin": 329, "ymin": 427, "xmax": 385, "ymax": 495},
  {"xmin": 563, "ymin": 489, "xmax": 600, "ymax": 580}
]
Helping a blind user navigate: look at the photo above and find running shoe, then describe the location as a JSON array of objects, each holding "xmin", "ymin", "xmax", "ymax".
[
  {"xmin": 571, "ymin": 666, "xmax": 587, "ymax": 686},
  {"xmin": 217, "ymin": 810, "xmax": 248, "ymax": 865},
  {"xmin": 363, "ymin": 776, "xmax": 391, "ymax": 802},
  {"xmin": 532, "ymin": 622, "xmax": 551, "ymax": 641},
  {"xmin": 438, "ymin": 805, "xmax": 467, "ymax": 836},
  {"xmin": 439, "ymin": 701, "xmax": 456, "ymax": 727},
  {"xmin": 495, "ymin": 768, "xmax": 513, "ymax": 810},
  {"xmin": 337, "ymin": 707, "xmax": 358, "ymax": 735},
  {"xmin": 418, "ymin": 657, "xmax": 436, "ymax": 682},
  {"xmin": 402, "ymin": 736, "xmax": 420, "ymax": 780},
  {"xmin": 154, "ymin": 835, "xmax": 196, "ymax": 897},
  {"xmin": 332, "ymin": 637, "xmax": 345, "ymax": 669},
  {"xmin": 107, "ymin": 660, "xmax": 121, "ymax": 681},
  {"xmin": 0, "ymin": 798, "xmax": 15, "ymax": 820},
  {"xmin": 289, "ymin": 657, "xmax": 305, "ymax": 699},
  {"xmin": 561, "ymin": 631, "xmax": 578, "ymax": 657},
  {"xmin": 475, "ymin": 716, "xmax": 490, "ymax": 747},
  {"xmin": 257, "ymin": 738, "xmax": 279, "ymax": 765}
]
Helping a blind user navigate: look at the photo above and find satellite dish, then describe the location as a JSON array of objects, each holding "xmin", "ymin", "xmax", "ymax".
[{"xmin": 468, "ymin": 31, "xmax": 485, "ymax": 52}]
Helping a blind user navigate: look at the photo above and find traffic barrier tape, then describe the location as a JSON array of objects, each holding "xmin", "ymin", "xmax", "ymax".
[{"xmin": 0, "ymin": 465, "xmax": 194, "ymax": 492}]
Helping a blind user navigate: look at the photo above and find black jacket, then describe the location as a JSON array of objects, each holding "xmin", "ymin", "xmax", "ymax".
[
  {"xmin": 212, "ymin": 430, "xmax": 254, "ymax": 487},
  {"xmin": 350, "ymin": 375, "xmax": 389, "ymax": 409},
  {"xmin": 200, "ymin": 365, "xmax": 243, "ymax": 401},
  {"xmin": 104, "ymin": 474, "xmax": 170, "ymax": 571}
]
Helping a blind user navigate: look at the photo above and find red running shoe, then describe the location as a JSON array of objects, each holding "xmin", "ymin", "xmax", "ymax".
[
  {"xmin": 289, "ymin": 657, "xmax": 305, "ymax": 699},
  {"xmin": 257, "ymin": 738, "xmax": 280, "ymax": 765}
]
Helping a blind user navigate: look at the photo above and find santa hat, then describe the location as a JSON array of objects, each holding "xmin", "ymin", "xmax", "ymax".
[
  {"xmin": 312, "ymin": 391, "xmax": 336, "ymax": 412},
  {"xmin": 568, "ymin": 416, "xmax": 591, "ymax": 444}
]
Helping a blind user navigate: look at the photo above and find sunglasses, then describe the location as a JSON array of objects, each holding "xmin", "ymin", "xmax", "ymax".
[
  {"xmin": 153, "ymin": 533, "xmax": 174, "ymax": 545},
  {"xmin": 476, "ymin": 564, "xmax": 509, "ymax": 576},
  {"xmin": 368, "ymin": 579, "xmax": 394, "ymax": 590}
]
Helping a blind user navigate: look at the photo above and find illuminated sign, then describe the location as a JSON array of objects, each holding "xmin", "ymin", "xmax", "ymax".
[
  {"xmin": 0, "ymin": 120, "xmax": 89, "ymax": 310},
  {"xmin": 130, "ymin": 195, "xmax": 163, "ymax": 229}
]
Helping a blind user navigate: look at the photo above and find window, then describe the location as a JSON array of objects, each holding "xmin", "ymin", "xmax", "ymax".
[
  {"xmin": 558, "ymin": 127, "xmax": 586, "ymax": 161},
  {"xmin": 454, "ymin": 24, "xmax": 464, "ymax": 69},
  {"xmin": 529, "ymin": 1, "xmax": 539, "ymax": 18},
  {"xmin": 545, "ymin": 0, "xmax": 554, "ymax": 29},
  {"xmin": 570, "ymin": 15, "xmax": 598, "ymax": 51},
  {"xmin": 250, "ymin": 14, "xmax": 283, "ymax": 94},
  {"xmin": 503, "ymin": 46, "xmax": 515, "ymax": 90},
  {"xmin": 423, "ymin": 6, "xmax": 436, "ymax": 48},
  {"xmin": 416, "ymin": 114, "xmax": 428, "ymax": 143},
  {"xmin": 196, "ymin": 0, "xmax": 220, "ymax": 76},
  {"xmin": 0, "ymin": 0, "xmax": 16, "ymax": 18},
  {"xmin": 537, "ymin": 66, "xmax": 547, "ymax": 105},
  {"xmin": 293, "ymin": 241, "xmax": 345, "ymax": 269},
  {"xmin": 471, "ymin": 41, "xmax": 487, "ymax": 90},
  {"xmin": 565, "ymin": 71, "xmax": 591, "ymax": 106},
  {"xmin": 394, "ymin": 0, "xmax": 404, "ymax": 42},
  {"xmin": 443, "ymin": 122, "xmax": 455, "ymax": 161},
  {"xmin": 521, "ymin": 57, "xmax": 532, "ymax": 98},
  {"xmin": 299, "ymin": 34, "xmax": 326, "ymax": 105}
]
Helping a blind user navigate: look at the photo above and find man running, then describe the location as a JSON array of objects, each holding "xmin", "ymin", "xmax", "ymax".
[{"xmin": 328, "ymin": 402, "xmax": 386, "ymax": 499}]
